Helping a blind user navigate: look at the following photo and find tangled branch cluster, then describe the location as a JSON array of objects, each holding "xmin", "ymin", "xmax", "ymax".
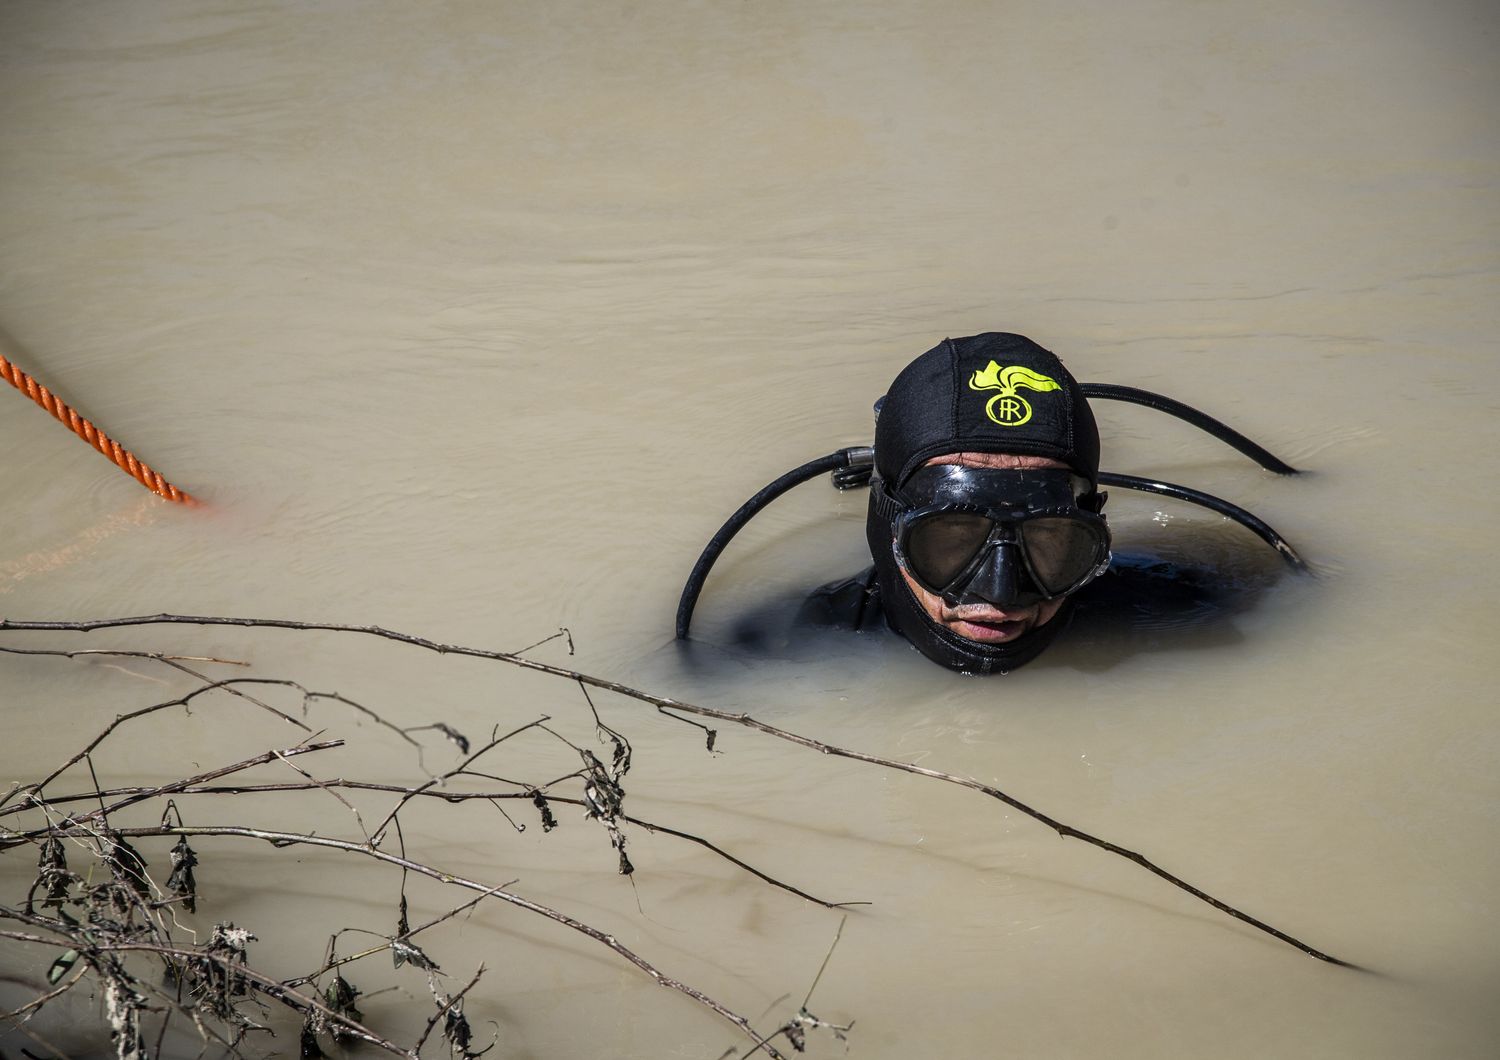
[
  {"xmin": 0, "ymin": 635, "xmax": 853, "ymax": 1059},
  {"xmin": 0, "ymin": 615, "xmax": 1351, "ymax": 1058}
]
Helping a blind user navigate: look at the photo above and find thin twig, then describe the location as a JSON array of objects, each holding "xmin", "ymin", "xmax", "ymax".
[
  {"xmin": 802, "ymin": 914, "xmax": 846, "ymax": 1010},
  {"xmin": 13, "ymin": 779, "xmax": 853, "ymax": 908},
  {"xmin": 0, "ymin": 960, "xmax": 88, "ymax": 1022},
  {"xmin": 412, "ymin": 963, "xmax": 484, "ymax": 1056},
  {"xmin": 271, "ymin": 744, "xmax": 371, "ymax": 844},
  {"xmin": 369, "ymin": 716, "xmax": 553, "ymax": 846},
  {"xmin": 284, "ymin": 883, "xmax": 515, "ymax": 989},
  {"xmin": 4, "ymin": 743, "xmax": 343, "ymax": 834},
  {"xmin": 2, "ymin": 677, "xmax": 323, "ymax": 808},
  {"xmin": 510, "ymin": 627, "xmax": 573, "ymax": 657}
]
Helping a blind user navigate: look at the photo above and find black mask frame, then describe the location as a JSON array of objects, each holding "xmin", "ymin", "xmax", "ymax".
[{"xmin": 877, "ymin": 466, "xmax": 1112, "ymax": 608}]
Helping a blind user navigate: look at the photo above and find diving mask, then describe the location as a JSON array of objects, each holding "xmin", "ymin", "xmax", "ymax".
[{"xmin": 878, "ymin": 465, "xmax": 1111, "ymax": 609}]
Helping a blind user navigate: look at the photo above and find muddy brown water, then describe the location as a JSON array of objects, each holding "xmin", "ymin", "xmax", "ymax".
[{"xmin": 2, "ymin": 2, "xmax": 1498, "ymax": 1058}]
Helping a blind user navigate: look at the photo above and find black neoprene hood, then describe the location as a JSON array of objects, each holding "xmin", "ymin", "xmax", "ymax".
[
  {"xmin": 874, "ymin": 332, "xmax": 1100, "ymax": 488},
  {"xmin": 867, "ymin": 332, "xmax": 1103, "ymax": 674}
]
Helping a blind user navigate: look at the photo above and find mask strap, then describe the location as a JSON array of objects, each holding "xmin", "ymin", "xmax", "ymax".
[{"xmin": 869, "ymin": 480, "xmax": 904, "ymax": 522}]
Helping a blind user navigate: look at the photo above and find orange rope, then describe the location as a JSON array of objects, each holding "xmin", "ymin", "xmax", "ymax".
[{"xmin": 0, "ymin": 351, "xmax": 197, "ymax": 505}]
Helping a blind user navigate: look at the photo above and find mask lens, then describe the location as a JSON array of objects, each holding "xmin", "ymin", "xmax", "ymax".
[
  {"xmin": 1020, "ymin": 517, "xmax": 1103, "ymax": 593},
  {"xmin": 905, "ymin": 512, "xmax": 993, "ymax": 589}
]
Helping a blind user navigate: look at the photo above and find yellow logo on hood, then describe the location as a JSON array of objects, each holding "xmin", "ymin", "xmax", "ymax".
[{"xmin": 967, "ymin": 362, "xmax": 1061, "ymax": 426}]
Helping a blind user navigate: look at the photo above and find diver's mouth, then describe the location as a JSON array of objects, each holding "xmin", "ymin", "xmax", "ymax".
[{"xmin": 945, "ymin": 615, "xmax": 1030, "ymax": 643}]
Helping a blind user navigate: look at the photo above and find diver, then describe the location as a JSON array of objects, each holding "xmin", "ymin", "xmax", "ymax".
[{"xmin": 676, "ymin": 332, "xmax": 1307, "ymax": 674}]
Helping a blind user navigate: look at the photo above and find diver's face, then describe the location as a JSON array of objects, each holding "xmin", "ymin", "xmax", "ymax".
[{"xmin": 897, "ymin": 452, "xmax": 1070, "ymax": 645}]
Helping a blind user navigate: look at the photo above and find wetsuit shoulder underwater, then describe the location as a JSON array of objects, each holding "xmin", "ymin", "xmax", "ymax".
[{"xmin": 676, "ymin": 332, "xmax": 1307, "ymax": 675}]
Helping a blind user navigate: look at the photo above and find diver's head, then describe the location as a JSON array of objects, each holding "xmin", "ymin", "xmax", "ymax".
[
  {"xmin": 868, "ymin": 333, "xmax": 1107, "ymax": 673},
  {"xmin": 897, "ymin": 453, "xmax": 1087, "ymax": 645}
]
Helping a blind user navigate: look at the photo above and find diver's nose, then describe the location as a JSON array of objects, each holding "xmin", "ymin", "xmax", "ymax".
[{"xmin": 953, "ymin": 542, "xmax": 1044, "ymax": 609}]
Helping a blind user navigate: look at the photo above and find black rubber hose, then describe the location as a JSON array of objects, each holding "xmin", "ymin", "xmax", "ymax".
[
  {"xmin": 1097, "ymin": 471, "xmax": 1308, "ymax": 571},
  {"xmin": 1082, "ymin": 383, "xmax": 1300, "ymax": 475},
  {"xmin": 676, "ymin": 448, "xmax": 871, "ymax": 639}
]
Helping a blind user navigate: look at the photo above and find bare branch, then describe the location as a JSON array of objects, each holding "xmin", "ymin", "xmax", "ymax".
[{"xmin": 0, "ymin": 646, "xmax": 248, "ymax": 666}]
